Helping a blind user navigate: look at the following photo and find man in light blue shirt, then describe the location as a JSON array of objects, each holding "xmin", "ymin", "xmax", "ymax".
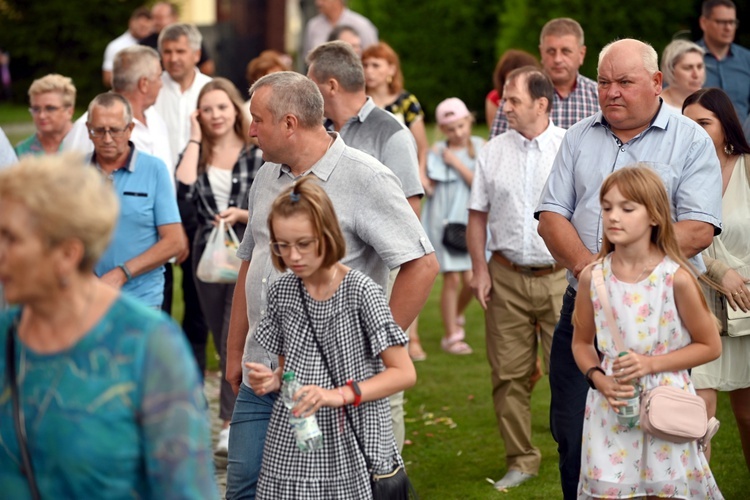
[{"xmin": 535, "ymin": 39, "xmax": 722, "ymax": 500}]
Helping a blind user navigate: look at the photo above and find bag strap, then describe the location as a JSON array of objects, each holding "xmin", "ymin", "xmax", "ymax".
[
  {"xmin": 295, "ymin": 278, "xmax": 374, "ymax": 471},
  {"xmin": 5, "ymin": 313, "xmax": 42, "ymax": 500},
  {"xmin": 591, "ymin": 264, "xmax": 627, "ymax": 353}
]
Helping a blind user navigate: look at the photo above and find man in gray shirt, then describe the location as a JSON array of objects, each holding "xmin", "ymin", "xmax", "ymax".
[
  {"xmin": 306, "ymin": 40, "xmax": 423, "ymax": 215},
  {"xmin": 224, "ymin": 71, "xmax": 438, "ymax": 499}
]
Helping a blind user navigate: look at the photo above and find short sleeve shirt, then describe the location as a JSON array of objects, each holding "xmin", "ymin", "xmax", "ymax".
[
  {"xmin": 93, "ymin": 146, "xmax": 182, "ymax": 307},
  {"xmin": 535, "ymin": 103, "xmax": 723, "ymax": 288},
  {"xmin": 236, "ymin": 133, "xmax": 433, "ymax": 380}
]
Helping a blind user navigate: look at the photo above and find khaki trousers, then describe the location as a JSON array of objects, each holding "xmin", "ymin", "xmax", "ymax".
[{"xmin": 485, "ymin": 258, "xmax": 567, "ymax": 474}]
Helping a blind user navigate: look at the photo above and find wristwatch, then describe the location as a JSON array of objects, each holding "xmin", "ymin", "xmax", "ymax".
[
  {"xmin": 346, "ymin": 379, "xmax": 362, "ymax": 407},
  {"xmin": 118, "ymin": 263, "xmax": 133, "ymax": 281},
  {"xmin": 585, "ymin": 366, "xmax": 606, "ymax": 390}
]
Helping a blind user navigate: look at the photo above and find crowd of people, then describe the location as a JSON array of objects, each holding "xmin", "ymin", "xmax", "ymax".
[{"xmin": 1, "ymin": 0, "xmax": 750, "ymax": 498}]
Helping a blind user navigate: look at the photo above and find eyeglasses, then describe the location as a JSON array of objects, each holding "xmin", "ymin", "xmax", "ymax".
[
  {"xmin": 88, "ymin": 126, "xmax": 130, "ymax": 139},
  {"xmin": 711, "ymin": 18, "xmax": 739, "ymax": 28},
  {"xmin": 270, "ymin": 238, "xmax": 318, "ymax": 256},
  {"xmin": 28, "ymin": 105, "xmax": 66, "ymax": 115}
]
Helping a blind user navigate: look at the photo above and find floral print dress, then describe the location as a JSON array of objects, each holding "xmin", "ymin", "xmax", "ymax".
[{"xmin": 578, "ymin": 254, "xmax": 723, "ymax": 499}]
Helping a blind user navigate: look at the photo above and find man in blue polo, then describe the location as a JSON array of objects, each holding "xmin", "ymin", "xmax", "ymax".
[
  {"xmin": 87, "ymin": 92, "xmax": 184, "ymax": 307},
  {"xmin": 698, "ymin": 0, "xmax": 750, "ymax": 121}
]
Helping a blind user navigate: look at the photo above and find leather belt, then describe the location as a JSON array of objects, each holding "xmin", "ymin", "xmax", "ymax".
[{"xmin": 492, "ymin": 252, "xmax": 563, "ymax": 277}]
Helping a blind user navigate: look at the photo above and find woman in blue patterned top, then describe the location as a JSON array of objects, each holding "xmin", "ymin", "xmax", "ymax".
[{"xmin": 0, "ymin": 154, "xmax": 217, "ymax": 498}]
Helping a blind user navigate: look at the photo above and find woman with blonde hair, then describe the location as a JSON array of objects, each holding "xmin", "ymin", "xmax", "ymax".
[
  {"xmin": 660, "ymin": 40, "xmax": 705, "ymax": 113},
  {"xmin": 0, "ymin": 153, "xmax": 216, "ymax": 497},
  {"xmin": 15, "ymin": 74, "xmax": 75, "ymax": 156},
  {"xmin": 176, "ymin": 77, "xmax": 263, "ymax": 455}
]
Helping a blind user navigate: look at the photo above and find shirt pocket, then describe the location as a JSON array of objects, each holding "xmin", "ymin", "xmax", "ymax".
[
  {"xmin": 120, "ymin": 191, "xmax": 153, "ymax": 224},
  {"xmin": 640, "ymin": 162, "xmax": 675, "ymax": 199}
]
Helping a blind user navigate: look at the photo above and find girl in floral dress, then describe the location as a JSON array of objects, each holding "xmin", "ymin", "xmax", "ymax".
[{"xmin": 571, "ymin": 166, "xmax": 723, "ymax": 499}]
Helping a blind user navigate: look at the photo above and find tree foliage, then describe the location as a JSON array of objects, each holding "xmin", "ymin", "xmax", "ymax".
[
  {"xmin": 351, "ymin": 0, "xmax": 715, "ymax": 122},
  {"xmin": 0, "ymin": 0, "xmax": 143, "ymax": 108}
]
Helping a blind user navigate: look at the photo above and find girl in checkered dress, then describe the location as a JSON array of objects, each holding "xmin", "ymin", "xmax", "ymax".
[{"xmin": 246, "ymin": 176, "xmax": 416, "ymax": 499}]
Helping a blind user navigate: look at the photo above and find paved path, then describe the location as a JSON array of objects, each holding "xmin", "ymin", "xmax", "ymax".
[{"xmin": 205, "ymin": 371, "xmax": 228, "ymax": 497}]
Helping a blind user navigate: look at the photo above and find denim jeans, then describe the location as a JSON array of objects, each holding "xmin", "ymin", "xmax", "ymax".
[
  {"xmin": 549, "ymin": 286, "xmax": 589, "ymax": 499},
  {"xmin": 226, "ymin": 383, "xmax": 277, "ymax": 500}
]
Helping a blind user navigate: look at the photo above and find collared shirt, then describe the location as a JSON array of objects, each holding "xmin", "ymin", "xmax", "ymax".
[
  {"xmin": 697, "ymin": 39, "xmax": 750, "ymax": 120},
  {"xmin": 329, "ymin": 96, "xmax": 424, "ymax": 198},
  {"xmin": 535, "ymin": 103, "xmax": 723, "ymax": 289},
  {"xmin": 303, "ymin": 8, "xmax": 378, "ymax": 56},
  {"xmin": 0, "ymin": 128, "xmax": 17, "ymax": 168},
  {"xmin": 177, "ymin": 144, "xmax": 263, "ymax": 248},
  {"xmin": 102, "ymin": 31, "xmax": 139, "ymax": 71},
  {"xmin": 91, "ymin": 144, "xmax": 181, "ymax": 307},
  {"xmin": 62, "ymin": 107, "xmax": 175, "ymax": 185},
  {"xmin": 236, "ymin": 133, "xmax": 433, "ymax": 378},
  {"xmin": 470, "ymin": 121, "xmax": 565, "ymax": 266},
  {"xmin": 153, "ymin": 69, "xmax": 213, "ymax": 167},
  {"xmin": 490, "ymin": 73, "xmax": 599, "ymax": 138}
]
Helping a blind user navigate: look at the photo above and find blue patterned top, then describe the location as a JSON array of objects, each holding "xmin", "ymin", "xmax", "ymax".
[{"xmin": 0, "ymin": 294, "xmax": 218, "ymax": 499}]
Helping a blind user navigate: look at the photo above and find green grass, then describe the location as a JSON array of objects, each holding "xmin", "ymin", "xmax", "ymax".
[
  {"xmin": 0, "ymin": 103, "xmax": 31, "ymax": 125},
  {"xmin": 402, "ymin": 276, "xmax": 750, "ymax": 499}
]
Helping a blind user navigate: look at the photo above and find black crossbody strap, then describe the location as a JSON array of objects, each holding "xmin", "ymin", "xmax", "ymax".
[
  {"xmin": 296, "ymin": 278, "xmax": 374, "ymax": 471},
  {"xmin": 5, "ymin": 313, "xmax": 42, "ymax": 500}
]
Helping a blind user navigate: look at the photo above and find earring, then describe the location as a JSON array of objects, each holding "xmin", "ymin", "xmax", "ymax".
[{"xmin": 724, "ymin": 143, "xmax": 734, "ymax": 155}]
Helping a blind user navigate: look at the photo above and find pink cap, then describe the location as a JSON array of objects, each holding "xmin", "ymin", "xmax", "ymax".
[{"xmin": 435, "ymin": 97, "xmax": 470, "ymax": 125}]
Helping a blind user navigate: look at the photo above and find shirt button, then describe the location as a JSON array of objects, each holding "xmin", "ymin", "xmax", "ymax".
[
  {"xmin": 262, "ymin": 278, "xmax": 267, "ymax": 283},
  {"xmin": 420, "ymin": 237, "xmax": 426, "ymax": 242},
  {"xmin": 598, "ymin": 238, "xmax": 603, "ymax": 244},
  {"xmin": 260, "ymin": 309, "xmax": 266, "ymax": 315},
  {"xmin": 620, "ymin": 148, "xmax": 625, "ymax": 152},
  {"xmin": 232, "ymin": 178, "xmax": 238, "ymax": 183}
]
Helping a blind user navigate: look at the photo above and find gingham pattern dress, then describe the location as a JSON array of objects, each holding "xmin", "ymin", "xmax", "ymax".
[{"xmin": 255, "ymin": 269, "xmax": 407, "ymax": 499}]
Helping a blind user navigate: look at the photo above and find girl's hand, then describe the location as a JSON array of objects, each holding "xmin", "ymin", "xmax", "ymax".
[
  {"xmin": 189, "ymin": 109, "xmax": 202, "ymax": 142},
  {"xmin": 612, "ymin": 351, "xmax": 653, "ymax": 383},
  {"xmin": 591, "ymin": 372, "xmax": 635, "ymax": 413},
  {"xmin": 721, "ymin": 268, "xmax": 750, "ymax": 312},
  {"xmin": 292, "ymin": 385, "xmax": 340, "ymax": 418},
  {"xmin": 442, "ymin": 147, "xmax": 460, "ymax": 168},
  {"xmin": 420, "ymin": 173, "xmax": 434, "ymax": 197},
  {"xmin": 245, "ymin": 363, "xmax": 281, "ymax": 395}
]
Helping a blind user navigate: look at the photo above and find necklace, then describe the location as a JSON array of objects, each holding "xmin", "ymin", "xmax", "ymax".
[
  {"xmin": 305, "ymin": 265, "xmax": 339, "ymax": 301},
  {"xmin": 613, "ymin": 256, "xmax": 656, "ymax": 283}
]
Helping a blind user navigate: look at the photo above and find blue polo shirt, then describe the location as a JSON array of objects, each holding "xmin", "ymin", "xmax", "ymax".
[
  {"xmin": 92, "ymin": 144, "xmax": 181, "ymax": 307},
  {"xmin": 698, "ymin": 39, "xmax": 750, "ymax": 120}
]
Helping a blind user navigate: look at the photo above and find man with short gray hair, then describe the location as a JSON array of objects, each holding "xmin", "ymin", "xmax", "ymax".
[
  {"xmin": 86, "ymin": 93, "xmax": 184, "ymax": 308},
  {"xmin": 64, "ymin": 46, "xmax": 172, "ymax": 178},
  {"xmin": 536, "ymin": 38, "xmax": 722, "ymax": 499},
  {"xmin": 224, "ymin": 71, "xmax": 438, "ymax": 498}
]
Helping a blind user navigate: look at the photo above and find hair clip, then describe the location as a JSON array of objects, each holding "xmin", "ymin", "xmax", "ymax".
[{"xmin": 289, "ymin": 191, "xmax": 301, "ymax": 203}]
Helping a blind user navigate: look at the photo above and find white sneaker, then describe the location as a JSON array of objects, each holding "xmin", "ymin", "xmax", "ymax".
[
  {"xmin": 493, "ymin": 470, "xmax": 535, "ymax": 490},
  {"xmin": 215, "ymin": 427, "xmax": 230, "ymax": 457}
]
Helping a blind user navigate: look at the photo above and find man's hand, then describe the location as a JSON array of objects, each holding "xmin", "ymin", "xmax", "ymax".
[{"xmin": 470, "ymin": 268, "xmax": 492, "ymax": 310}]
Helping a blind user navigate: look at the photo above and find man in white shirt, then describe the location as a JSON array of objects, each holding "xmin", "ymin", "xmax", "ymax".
[
  {"xmin": 102, "ymin": 7, "xmax": 153, "ymax": 88},
  {"xmin": 303, "ymin": 0, "xmax": 378, "ymax": 57},
  {"xmin": 154, "ymin": 23, "xmax": 212, "ymax": 166},
  {"xmin": 63, "ymin": 46, "xmax": 173, "ymax": 181},
  {"xmin": 467, "ymin": 67, "xmax": 567, "ymax": 492}
]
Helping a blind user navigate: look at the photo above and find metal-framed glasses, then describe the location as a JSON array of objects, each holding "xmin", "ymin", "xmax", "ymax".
[
  {"xmin": 270, "ymin": 238, "xmax": 319, "ymax": 256},
  {"xmin": 28, "ymin": 105, "xmax": 67, "ymax": 115},
  {"xmin": 88, "ymin": 126, "xmax": 130, "ymax": 139},
  {"xmin": 711, "ymin": 18, "xmax": 739, "ymax": 28}
]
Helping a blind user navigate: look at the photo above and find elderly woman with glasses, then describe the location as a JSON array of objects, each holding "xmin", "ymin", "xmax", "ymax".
[
  {"xmin": 15, "ymin": 74, "xmax": 75, "ymax": 157},
  {"xmin": 0, "ymin": 154, "xmax": 218, "ymax": 498}
]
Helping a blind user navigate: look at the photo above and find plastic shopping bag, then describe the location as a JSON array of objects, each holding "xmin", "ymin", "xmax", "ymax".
[{"xmin": 196, "ymin": 218, "xmax": 242, "ymax": 284}]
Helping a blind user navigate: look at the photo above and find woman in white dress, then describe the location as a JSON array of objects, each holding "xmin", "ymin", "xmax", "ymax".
[{"xmin": 684, "ymin": 88, "xmax": 750, "ymax": 471}]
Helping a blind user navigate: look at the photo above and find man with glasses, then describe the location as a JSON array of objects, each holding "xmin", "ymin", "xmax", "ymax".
[
  {"xmin": 698, "ymin": 0, "xmax": 750, "ymax": 120},
  {"xmin": 15, "ymin": 74, "xmax": 75, "ymax": 156},
  {"xmin": 87, "ymin": 93, "xmax": 184, "ymax": 308}
]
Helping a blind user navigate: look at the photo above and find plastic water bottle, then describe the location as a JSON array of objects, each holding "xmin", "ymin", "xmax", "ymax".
[
  {"xmin": 282, "ymin": 371, "xmax": 323, "ymax": 452},
  {"xmin": 616, "ymin": 352, "xmax": 641, "ymax": 429}
]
